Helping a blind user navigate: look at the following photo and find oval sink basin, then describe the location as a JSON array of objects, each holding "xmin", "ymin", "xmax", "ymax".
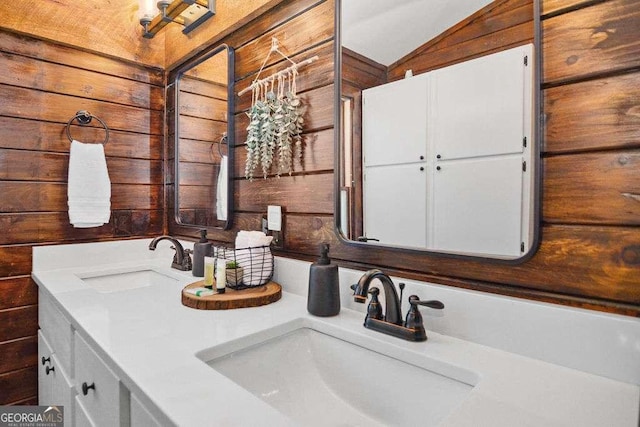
[
  {"xmin": 204, "ymin": 326, "xmax": 474, "ymax": 426},
  {"xmin": 78, "ymin": 269, "xmax": 178, "ymax": 293}
]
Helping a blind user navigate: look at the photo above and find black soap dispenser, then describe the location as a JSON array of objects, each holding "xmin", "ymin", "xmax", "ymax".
[
  {"xmin": 307, "ymin": 243, "xmax": 340, "ymax": 316},
  {"xmin": 192, "ymin": 229, "xmax": 212, "ymax": 277}
]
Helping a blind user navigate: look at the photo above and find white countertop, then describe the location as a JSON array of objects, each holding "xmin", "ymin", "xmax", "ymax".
[{"xmin": 33, "ymin": 240, "xmax": 640, "ymax": 426}]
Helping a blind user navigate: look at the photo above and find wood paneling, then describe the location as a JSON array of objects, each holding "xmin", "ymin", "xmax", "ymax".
[
  {"xmin": 0, "ymin": 366, "xmax": 37, "ymax": 405},
  {"xmin": 543, "ymin": 150, "xmax": 640, "ymax": 224},
  {"xmin": 388, "ymin": 0, "xmax": 534, "ymax": 81},
  {"xmin": 543, "ymin": 72, "xmax": 640, "ymax": 153},
  {"xmin": 0, "ymin": 29, "xmax": 164, "ymax": 403},
  {"xmin": 0, "ymin": 336, "xmax": 37, "ymax": 374},
  {"xmin": 542, "ymin": 0, "xmax": 640, "ymax": 84}
]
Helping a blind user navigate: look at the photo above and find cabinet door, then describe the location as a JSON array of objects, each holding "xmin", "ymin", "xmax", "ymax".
[
  {"xmin": 38, "ymin": 331, "xmax": 54, "ymax": 406},
  {"xmin": 362, "ymin": 73, "xmax": 428, "ymax": 166},
  {"xmin": 430, "ymin": 44, "xmax": 532, "ymax": 160},
  {"xmin": 74, "ymin": 332, "xmax": 129, "ymax": 427},
  {"xmin": 429, "ymin": 156, "xmax": 523, "ymax": 257},
  {"xmin": 38, "ymin": 331, "xmax": 74, "ymax": 426},
  {"xmin": 363, "ymin": 163, "xmax": 427, "ymax": 248}
]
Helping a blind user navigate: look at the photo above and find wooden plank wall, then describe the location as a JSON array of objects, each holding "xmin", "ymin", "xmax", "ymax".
[
  {"xmin": 174, "ymin": 76, "xmax": 227, "ymax": 227},
  {"xmin": 0, "ymin": 30, "xmax": 164, "ymax": 404},
  {"xmin": 169, "ymin": 0, "xmax": 639, "ymax": 316},
  {"xmin": 168, "ymin": 0, "xmax": 336, "ymax": 241}
]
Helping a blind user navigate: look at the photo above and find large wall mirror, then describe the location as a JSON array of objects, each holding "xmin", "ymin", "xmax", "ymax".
[
  {"xmin": 336, "ymin": 0, "xmax": 540, "ymax": 261},
  {"xmin": 170, "ymin": 44, "xmax": 235, "ymax": 229}
]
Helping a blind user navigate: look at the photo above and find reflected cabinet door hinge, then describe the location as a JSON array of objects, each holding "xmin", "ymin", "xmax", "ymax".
[
  {"xmin": 521, "ymin": 242, "xmax": 525, "ymax": 252},
  {"xmin": 524, "ymin": 55, "xmax": 528, "ymax": 66},
  {"xmin": 522, "ymin": 161, "xmax": 527, "ymax": 172},
  {"xmin": 523, "ymin": 136, "xmax": 527, "ymax": 148}
]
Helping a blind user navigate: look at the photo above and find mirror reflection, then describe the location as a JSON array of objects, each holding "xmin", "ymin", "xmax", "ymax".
[
  {"xmin": 338, "ymin": 0, "xmax": 537, "ymax": 259},
  {"xmin": 174, "ymin": 44, "xmax": 234, "ymax": 228}
]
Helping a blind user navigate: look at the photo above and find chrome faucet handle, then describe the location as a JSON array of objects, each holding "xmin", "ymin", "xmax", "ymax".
[{"xmin": 404, "ymin": 295, "xmax": 444, "ymax": 330}]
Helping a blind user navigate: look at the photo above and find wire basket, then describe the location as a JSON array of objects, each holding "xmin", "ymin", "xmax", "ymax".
[{"xmin": 213, "ymin": 245, "xmax": 273, "ymax": 290}]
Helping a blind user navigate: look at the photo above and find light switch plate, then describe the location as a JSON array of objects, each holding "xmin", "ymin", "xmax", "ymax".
[{"xmin": 267, "ymin": 205, "xmax": 282, "ymax": 231}]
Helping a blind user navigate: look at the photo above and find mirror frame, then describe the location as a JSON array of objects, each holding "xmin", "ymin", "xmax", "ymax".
[
  {"xmin": 334, "ymin": 0, "xmax": 542, "ymax": 264},
  {"xmin": 172, "ymin": 43, "xmax": 235, "ymax": 230}
]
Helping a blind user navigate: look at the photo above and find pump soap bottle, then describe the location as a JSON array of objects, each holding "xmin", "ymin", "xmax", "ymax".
[
  {"xmin": 192, "ymin": 230, "xmax": 213, "ymax": 277},
  {"xmin": 307, "ymin": 243, "xmax": 340, "ymax": 316}
]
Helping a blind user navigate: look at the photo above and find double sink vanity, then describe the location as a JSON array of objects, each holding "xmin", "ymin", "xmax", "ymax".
[{"xmin": 33, "ymin": 239, "xmax": 639, "ymax": 426}]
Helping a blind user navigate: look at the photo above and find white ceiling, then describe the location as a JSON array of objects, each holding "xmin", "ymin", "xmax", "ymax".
[{"xmin": 341, "ymin": 0, "xmax": 494, "ymax": 66}]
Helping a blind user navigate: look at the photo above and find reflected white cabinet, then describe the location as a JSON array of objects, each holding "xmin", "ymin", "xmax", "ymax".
[
  {"xmin": 361, "ymin": 44, "xmax": 533, "ymax": 255},
  {"xmin": 363, "ymin": 163, "xmax": 427, "ymax": 248},
  {"xmin": 362, "ymin": 73, "xmax": 428, "ymax": 167}
]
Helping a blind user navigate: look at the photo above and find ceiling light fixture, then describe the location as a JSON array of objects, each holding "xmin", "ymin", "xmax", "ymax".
[{"xmin": 139, "ymin": 0, "xmax": 215, "ymax": 39}]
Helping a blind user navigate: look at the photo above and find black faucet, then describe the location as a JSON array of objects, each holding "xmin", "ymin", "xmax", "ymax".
[
  {"xmin": 148, "ymin": 235, "xmax": 192, "ymax": 271},
  {"xmin": 351, "ymin": 269, "xmax": 444, "ymax": 342}
]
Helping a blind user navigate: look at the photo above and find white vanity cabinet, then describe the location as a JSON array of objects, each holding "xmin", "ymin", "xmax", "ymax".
[
  {"xmin": 38, "ymin": 331, "xmax": 74, "ymax": 426},
  {"xmin": 74, "ymin": 332, "xmax": 130, "ymax": 426},
  {"xmin": 38, "ymin": 290, "xmax": 138, "ymax": 427}
]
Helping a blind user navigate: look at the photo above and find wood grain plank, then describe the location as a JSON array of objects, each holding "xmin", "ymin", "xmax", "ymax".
[
  {"xmin": 542, "ymin": 0, "xmax": 608, "ymax": 17},
  {"xmin": 0, "ymin": 246, "xmax": 32, "ymax": 277},
  {"xmin": 0, "ymin": 85, "xmax": 162, "ymax": 135},
  {"xmin": 0, "ymin": 182, "xmax": 162, "ymax": 213},
  {"xmin": 178, "ymin": 162, "xmax": 219, "ymax": 186},
  {"xmin": 234, "ymin": 0, "xmax": 335, "ymax": 78},
  {"xmin": 0, "ymin": 1, "xmax": 165, "ymax": 68},
  {"xmin": 0, "ymin": 116, "xmax": 163, "ymax": 160},
  {"xmin": 178, "ymin": 115, "xmax": 227, "ymax": 143},
  {"xmin": 0, "ymin": 31, "xmax": 163, "ymax": 86},
  {"xmin": 178, "ymin": 186, "xmax": 216, "ymax": 209},
  {"xmin": 542, "ymin": 0, "xmax": 640, "ymax": 84},
  {"xmin": 543, "ymin": 150, "xmax": 640, "ymax": 224},
  {"xmin": 0, "ymin": 277, "xmax": 37, "ymax": 310},
  {"xmin": 0, "ymin": 150, "xmax": 162, "ymax": 184},
  {"xmin": 178, "ymin": 92, "xmax": 228, "ymax": 121},
  {"xmin": 0, "ymin": 336, "xmax": 37, "ymax": 374},
  {"xmin": 0, "ymin": 306, "xmax": 37, "ymax": 342},
  {"xmin": 0, "ymin": 210, "xmax": 163, "ymax": 245},
  {"xmin": 387, "ymin": 21, "xmax": 533, "ymax": 81},
  {"xmin": 543, "ymin": 72, "xmax": 640, "ymax": 153},
  {"xmin": 0, "ymin": 51, "xmax": 163, "ymax": 111},
  {"xmin": 0, "ymin": 366, "xmax": 37, "ymax": 405},
  {"xmin": 235, "ymin": 41, "xmax": 335, "ymax": 112},
  {"xmin": 235, "ymin": 172, "xmax": 333, "ymax": 214},
  {"xmin": 180, "ymin": 78, "xmax": 228, "ymax": 100}
]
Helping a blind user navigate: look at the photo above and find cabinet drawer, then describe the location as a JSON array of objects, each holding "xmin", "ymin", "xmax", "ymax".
[
  {"xmin": 39, "ymin": 290, "xmax": 74, "ymax": 375},
  {"xmin": 39, "ymin": 331, "xmax": 75, "ymax": 426},
  {"xmin": 74, "ymin": 332, "xmax": 129, "ymax": 427}
]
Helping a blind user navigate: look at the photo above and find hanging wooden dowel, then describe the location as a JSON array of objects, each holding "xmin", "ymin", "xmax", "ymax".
[{"xmin": 238, "ymin": 55, "xmax": 320, "ymax": 97}]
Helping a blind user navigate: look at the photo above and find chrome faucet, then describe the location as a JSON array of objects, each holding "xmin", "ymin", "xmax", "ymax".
[
  {"xmin": 148, "ymin": 235, "xmax": 192, "ymax": 271},
  {"xmin": 351, "ymin": 269, "xmax": 444, "ymax": 342}
]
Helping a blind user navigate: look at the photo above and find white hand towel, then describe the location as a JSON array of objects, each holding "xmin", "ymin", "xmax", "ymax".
[
  {"xmin": 234, "ymin": 231, "xmax": 274, "ymax": 286},
  {"xmin": 68, "ymin": 140, "xmax": 111, "ymax": 228},
  {"xmin": 216, "ymin": 155, "xmax": 228, "ymax": 221}
]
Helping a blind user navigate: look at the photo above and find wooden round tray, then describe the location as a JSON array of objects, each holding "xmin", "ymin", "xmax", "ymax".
[{"xmin": 181, "ymin": 280, "xmax": 282, "ymax": 310}]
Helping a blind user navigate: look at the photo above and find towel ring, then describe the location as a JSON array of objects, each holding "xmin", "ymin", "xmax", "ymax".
[
  {"xmin": 213, "ymin": 133, "xmax": 228, "ymax": 157},
  {"xmin": 66, "ymin": 110, "xmax": 110, "ymax": 145}
]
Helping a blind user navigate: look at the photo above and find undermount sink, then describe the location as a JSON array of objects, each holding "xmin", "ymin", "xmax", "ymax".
[
  {"xmin": 78, "ymin": 269, "xmax": 178, "ymax": 293},
  {"xmin": 201, "ymin": 325, "xmax": 475, "ymax": 426}
]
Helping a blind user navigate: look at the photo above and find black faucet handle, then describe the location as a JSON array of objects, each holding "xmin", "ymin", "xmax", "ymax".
[
  {"xmin": 366, "ymin": 287, "xmax": 383, "ymax": 321},
  {"xmin": 408, "ymin": 295, "xmax": 444, "ymax": 310}
]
